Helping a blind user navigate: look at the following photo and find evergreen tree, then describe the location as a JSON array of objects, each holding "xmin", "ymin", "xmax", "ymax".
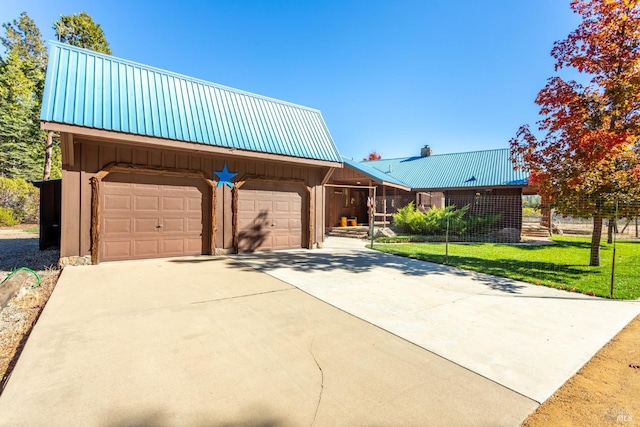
[
  {"xmin": 0, "ymin": 12, "xmax": 49, "ymax": 181},
  {"xmin": 1, "ymin": 12, "xmax": 47, "ymax": 104},
  {"xmin": 54, "ymin": 12, "xmax": 112, "ymax": 54},
  {"xmin": 0, "ymin": 49, "xmax": 40, "ymax": 180}
]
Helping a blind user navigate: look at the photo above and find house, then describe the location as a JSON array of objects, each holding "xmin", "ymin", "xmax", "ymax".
[
  {"xmin": 40, "ymin": 42, "xmax": 342, "ymax": 264},
  {"xmin": 327, "ymin": 146, "xmax": 534, "ymax": 233}
]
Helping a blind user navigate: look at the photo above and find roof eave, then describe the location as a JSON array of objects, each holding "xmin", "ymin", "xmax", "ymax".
[
  {"xmin": 42, "ymin": 121, "xmax": 343, "ymax": 169},
  {"xmin": 412, "ymin": 184, "xmax": 528, "ymax": 192},
  {"xmin": 379, "ymin": 181, "xmax": 411, "ymax": 192}
]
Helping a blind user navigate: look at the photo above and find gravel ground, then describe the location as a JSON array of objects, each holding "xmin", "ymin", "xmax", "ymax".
[
  {"xmin": 0, "ymin": 226, "xmax": 60, "ymax": 394},
  {"xmin": 0, "ymin": 227, "xmax": 59, "ymax": 279}
]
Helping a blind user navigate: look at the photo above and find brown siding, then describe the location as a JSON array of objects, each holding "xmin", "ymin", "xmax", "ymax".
[
  {"xmin": 331, "ymin": 165, "xmax": 370, "ymax": 182},
  {"xmin": 61, "ymin": 135, "xmax": 329, "ymax": 258},
  {"xmin": 60, "ymin": 142, "xmax": 81, "ymax": 258}
]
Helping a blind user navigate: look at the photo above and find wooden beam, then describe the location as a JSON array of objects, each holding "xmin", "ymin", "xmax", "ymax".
[
  {"xmin": 307, "ymin": 186, "xmax": 313, "ymax": 249},
  {"xmin": 210, "ymin": 185, "xmax": 218, "ymax": 255},
  {"xmin": 232, "ymin": 186, "xmax": 239, "ymax": 253},
  {"xmin": 90, "ymin": 177, "xmax": 100, "ymax": 265},
  {"xmin": 382, "ymin": 185, "xmax": 387, "ymax": 227},
  {"xmin": 61, "ymin": 133, "xmax": 75, "ymax": 166},
  {"xmin": 321, "ymin": 167, "xmax": 336, "ymax": 185}
]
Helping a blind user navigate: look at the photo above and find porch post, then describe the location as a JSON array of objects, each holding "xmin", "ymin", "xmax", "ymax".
[{"xmin": 382, "ymin": 185, "xmax": 387, "ymax": 227}]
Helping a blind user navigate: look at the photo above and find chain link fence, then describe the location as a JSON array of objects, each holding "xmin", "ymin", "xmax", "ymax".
[{"xmin": 375, "ymin": 195, "xmax": 640, "ymax": 299}]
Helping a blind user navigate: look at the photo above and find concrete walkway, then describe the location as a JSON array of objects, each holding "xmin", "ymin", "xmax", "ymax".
[
  {"xmin": 234, "ymin": 237, "xmax": 640, "ymax": 404},
  {"xmin": 0, "ymin": 256, "xmax": 537, "ymax": 426}
]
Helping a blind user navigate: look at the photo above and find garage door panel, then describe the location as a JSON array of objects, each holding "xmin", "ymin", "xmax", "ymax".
[
  {"xmin": 104, "ymin": 194, "xmax": 131, "ymax": 210},
  {"xmin": 162, "ymin": 218, "xmax": 185, "ymax": 233},
  {"xmin": 274, "ymin": 235, "xmax": 290, "ymax": 247},
  {"xmin": 100, "ymin": 172, "xmax": 206, "ymax": 261},
  {"xmin": 257, "ymin": 200, "xmax": 272, "ymax": 211},
  {"xmin": 272, "ymin": 221, "xmax": 289, "ymax": 231},
  {"xmin": 162, "ymin": 239, "xmax": 184, "ymax": 255},
  {"xmin": 186, "ymin": 218, "xmax": 203, "ymax": 233},
  {"xmin": 103, "ymin": 241, "xmax": 132, "ymax": 259},
  {"xmin": 274, "ymin": 201, "xmax": 290, "ymax": 213},
  {"xmin": 107, "ymin": 181, "xmax": 132, "ymax": 190},
  {"xmin": 186, "ymin": 238, "xmax": 202, "ymax": 253},
  {"xmin": 133, "ymin": 218, "xmax": 158, "ymax": 233},
  {"xmin": 134, "ymin": 240, "xmax": 160, "ymax": 257},
  {"xmin": 163, "ymin": 196, "xmax": 185, "ymax": 211},
  {"xmin": 104, "ymin": 218, "xmax": 132, "ymax": 234},
  {"xmin": 134, "ymin": 195, "xmax": 159, "ymax": 211},
  {"xmin": 288, "ymin": 218, "xmax": 302, "ymax": 229},
  {"xmin": 238, "ymin": 200, "xmax": 255, "ymax": 211},
  {"xmin": 187, "ymin": 197, "xmax": 201, "ymax": 211}
]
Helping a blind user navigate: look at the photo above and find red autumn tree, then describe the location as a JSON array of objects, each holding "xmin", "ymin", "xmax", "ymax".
[
  {"xmin": 363, "ymin": 150, "xmax": 382, "ymax": 161},
  {"xmin": 511, "ymin": 0, "xmax": 640, "ymax": 266}
]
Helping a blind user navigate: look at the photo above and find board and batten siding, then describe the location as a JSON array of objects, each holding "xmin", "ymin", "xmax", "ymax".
[{"xmin": 61, "ymin": 135, "xmax": 328, "ymax": 258}]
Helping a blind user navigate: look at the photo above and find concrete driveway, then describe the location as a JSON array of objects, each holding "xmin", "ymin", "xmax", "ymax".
[
  {"xmin": 234, "ymin": 237, "xmax": 640, "ymax": 404},
  {"xmin": 0, "ymin": 255, "xmax": 537, "ymax": 426}
]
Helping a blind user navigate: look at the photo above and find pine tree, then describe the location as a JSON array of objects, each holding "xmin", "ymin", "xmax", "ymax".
[
  {"xmin": 54, "ymin": 12, "xmax": 112, "ymax": 54},
  {"xmin": 0, "ymin": 12, "xmax": 48, "ymax": 181},
  {"xmin": 0, "ymin": 49, "xmax": 40, "ymax": 180}
]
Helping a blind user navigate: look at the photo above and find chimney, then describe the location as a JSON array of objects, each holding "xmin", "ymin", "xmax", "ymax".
[{"xmin": 420, "ymin": 145, "xmax": 433, "ymax": 157}]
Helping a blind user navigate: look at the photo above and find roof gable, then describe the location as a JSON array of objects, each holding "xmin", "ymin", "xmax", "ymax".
[
  {"xmin": 40, "ymin": 42, "xmax": 342, "ymax": 163},
  {"xmin": 341, "ymin": 157, "xmax": 411, "ymax": 190}
]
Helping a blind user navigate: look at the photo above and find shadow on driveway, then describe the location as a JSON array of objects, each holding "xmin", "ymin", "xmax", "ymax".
[{"xmin": 234, "ymin": 249, "xmax": 531, "ymax": 295}]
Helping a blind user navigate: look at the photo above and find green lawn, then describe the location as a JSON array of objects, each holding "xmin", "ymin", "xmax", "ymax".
[{"xmin": 373, "ymin": 236, "xmax": 640, "ymax": 299}]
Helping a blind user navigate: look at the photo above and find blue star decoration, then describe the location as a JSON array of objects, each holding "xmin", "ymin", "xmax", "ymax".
[{"xmin": 214, "ymin": 163, "xmax": 237, "ymax": 188}]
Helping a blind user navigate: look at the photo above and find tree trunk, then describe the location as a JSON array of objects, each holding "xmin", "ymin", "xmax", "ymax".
[
  {"xmin": 590, "ymin": 213, "xmax": 603, "ymax": 266},
  {"xmin": 607, "ymin": 218, "xmax": 617, "ymax": 244},
  {"xmin": 43, "ymin": 131, "xmax": 53, "ymax": 180}
]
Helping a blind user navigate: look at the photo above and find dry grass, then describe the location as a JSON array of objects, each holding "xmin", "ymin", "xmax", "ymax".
[
  {"xmin": 0, "ymin": 269, "xmax": 59, "ymax": 393},
  {"xmin": 0, "ymin": 270, "xmax": 60, "ymax": 391},
  {"xmin": 0, "ymin": 227, "xmax": 60, "ymax": 394}
]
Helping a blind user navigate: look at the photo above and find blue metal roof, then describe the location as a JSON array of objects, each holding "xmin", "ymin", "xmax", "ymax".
[
  {"xmin": 341, "ymin": 156, "xmax": 411, "ymax": 190},
  {"xmin": 354, "ymin": 148, "xmax": 528, "ymax": 190},
  {"xmin": 40, "ymin": 41, "xmax": 342, "ymax": 163}
]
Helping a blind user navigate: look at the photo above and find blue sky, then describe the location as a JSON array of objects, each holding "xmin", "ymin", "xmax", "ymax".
[{"xmin": 1, "ymin": 1, "xmax": 581, "ymax": 160}]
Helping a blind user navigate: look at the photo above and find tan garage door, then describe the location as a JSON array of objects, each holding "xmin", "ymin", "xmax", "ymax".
[
  {"xmin": 238, "ymin": 181, "xmax": 305, "ymax": 252},
  {"xmin": 100, "ymin": 172, "xmax": 207, "ymax": 262}
]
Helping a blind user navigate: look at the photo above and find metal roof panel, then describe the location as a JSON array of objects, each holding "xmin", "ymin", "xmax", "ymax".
[
  {"xmin": 364, "ymin": 149, "xmax": 528, "ymax": 189},
  {"xmin": 341, "ymin": 157, "xmax": 411, "ymax": 190},
  {"xmin": 41, "ymin": 41, "xmax": 342, "ymax": 163}
]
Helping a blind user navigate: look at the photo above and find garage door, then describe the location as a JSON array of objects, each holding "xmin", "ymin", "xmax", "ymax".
[
  {"xmin": 238, "ymin": 181, "xmax": 305, "ymax": 252},
  {"xmin": 100, "ymin": 172, "xmax": 207, "ymax": 262}
]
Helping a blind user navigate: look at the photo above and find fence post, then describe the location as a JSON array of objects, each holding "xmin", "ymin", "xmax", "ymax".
[
  {"xmin": 609, "ymin": 199, "xmax": 618, "ymax": 299},
  {"xmin": 445, "ymin": 197, "xmax": 450, "ymax": 264}
]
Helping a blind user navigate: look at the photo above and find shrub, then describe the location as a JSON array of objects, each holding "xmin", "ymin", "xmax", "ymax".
[
  {"xmin": 0, "ymin": 177, "xmax": 39, "ymax": 224},
  {"xmin": 393, "ymin": 202, "xmax": 419, "ymax": 233},
  {"xmin": 424, "ymin": 204, "xmax": 469, "ymax": 235},
  {"xmin": 465, "ymin": 213, "xmax": 502, "ymax": 235},
  {"xmin": 0, "ymin": 207, "xmax": 18, "ymax": 226},
  {"xmin": 392, "ymin": 203, "xmax": 501, "ymax": 237}
]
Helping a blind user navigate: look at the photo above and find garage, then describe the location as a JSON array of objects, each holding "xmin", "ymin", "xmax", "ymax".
[
  {"xmin": 238, "ymin": 181, "xmax": 306, "ymax": 252},
  {"xmin": 100, "ymin": 172, "xmax": 208, "ymax": 262},
  {"xmin": 42, "ymin": 43, "xmax": 342, "ymax": 265}
]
